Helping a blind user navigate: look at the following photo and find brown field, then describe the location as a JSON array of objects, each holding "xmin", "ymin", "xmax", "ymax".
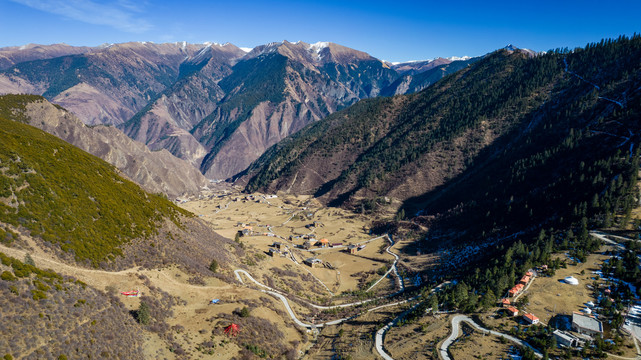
[
  {"xmin": 449, "ymin": 324, "xmax": 514, "ymax": 360},
  {"xmin": 383, "ymin": 313, "xmax": 453, "ymax": 359},
  {"xmin": 523, "ymin": 250, "xmax": 610, "ymax": 324},
  {"xmin": 181, "ymin": 191, "xmax": 401, "ymax": 299}
]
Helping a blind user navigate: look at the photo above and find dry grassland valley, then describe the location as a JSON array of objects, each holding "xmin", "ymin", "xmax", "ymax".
[{"xmin": 0, "ymin": 34, "xmax": 640, "ymax": 360}]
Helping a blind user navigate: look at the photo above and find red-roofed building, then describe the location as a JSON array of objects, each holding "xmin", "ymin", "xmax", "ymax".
[
  {"xmin": 509, "ymin": 283, "xmax": 524, "ymax": 297},
  {"xmin": 520, "ymin": 275, "xmax": 531, "ymax": 285},
  {"xmin": 525, "ymin": 271, "xmax": 533, "ymax": 277},
  {"xmin": 505, "ymin": 306, "xmax": 519, "ymax": 317},
  {"xmin": 523, "ymin": 313, "xmax": 539, "ymax": 325},
  {"xmin": 500, "ymin": 298, "xmax": 511, "ymax": 307}
]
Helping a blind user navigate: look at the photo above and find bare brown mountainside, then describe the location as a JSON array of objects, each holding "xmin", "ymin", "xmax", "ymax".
[
  {"xmin": 0, "ymin": 40, "xmax": 471, "ymax": 181},
  {"xmin": 119, "ymin": 43, "xmax": 246, "ymax": 168},
  {"xmin": 0, "ymin": 42, "xmax": 206, "ymax": 125},
  {"xmin": 189, "ymin": 41, "xmax": 399, "ymax": 178},
  {"xmin": 0, "ymin": 94, "xmax": 209, "ymax": 198}
]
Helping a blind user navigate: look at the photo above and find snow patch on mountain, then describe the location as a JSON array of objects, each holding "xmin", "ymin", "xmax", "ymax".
[
  {"xmin": 309, "ymin": 42, "xmax": 330, "ymax": 53},
  {"xmin": 239, "ymin": 47, "xmax": 253, "ymax": 53},
  {"xmin": 391, "ymin": 59, "xmax": 432, "ymax": 65}
]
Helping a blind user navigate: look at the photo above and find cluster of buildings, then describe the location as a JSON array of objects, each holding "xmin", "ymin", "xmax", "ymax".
[
  {"xmin": 498, "ymin": 271, "xmax": 541, "ymax": 325},
  {"xmin": 499, "ymin": 298, "xmax": 539, "ymax": 325},
  {"xmin": 497, "ymin": 266, "xmax": 606, "ymax": 350},
  {"xmin": 268, "ymin": 242, "xmax": 290, "ymax": 257},
  {"xmin": 507, "ymin": 271, "xmax": 534, "ymax": 297}
]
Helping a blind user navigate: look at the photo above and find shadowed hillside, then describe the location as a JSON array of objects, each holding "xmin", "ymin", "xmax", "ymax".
[{"xmin": 240, "ymin": 35, "xmax": 641, "ymax": 246}]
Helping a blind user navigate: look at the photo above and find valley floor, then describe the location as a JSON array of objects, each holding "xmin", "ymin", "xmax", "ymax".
[{"xmin": 4, "ymin": 188, "xmax": 639, "ymax": 359}]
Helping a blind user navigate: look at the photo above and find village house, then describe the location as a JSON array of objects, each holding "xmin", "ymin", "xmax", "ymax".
[
  {"xmin": 303, "ymin": 240, "xmax": 313, "ymax": 250},
  {"xmin": 272, "ymin": 242, "xmax": 283, "ymax": 250},
  {"xmin": 572, "ymin": 312, "xmax": 603, "ymax": 337},
  {"xmin": 523, "ymin": 313, "xmax": 539, "ymax": 325},
  {"xmin": 505, "ymin": 306, "xmax": 519, "ymax": 317},
  {"xmin": 318, "ymin": 238, "xmax": 329, "ymax": 248},
  {"xmin": 348, "ymin": 244, "xmax": 358, "ymax": 254},
  {"xmin": 268, "ymin": 248, "xmax": 279, "ymax": 257},
  {"xmin": 508, "ymin": 283, "xmax": 524, "ymax": 297},
  {"xmin": 519, "ymin": 275, "xmax": 531, "ymax": 285},
  {"xmin": 304, "ymin": 258, "xmax": 322, "ymax": 268},
  {"xmin": 500, "ymin": 298, "xmax": 511, "ymax": 307}
]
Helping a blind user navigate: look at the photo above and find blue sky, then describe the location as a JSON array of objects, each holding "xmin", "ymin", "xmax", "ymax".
[{"xmin": 1, "ymin": 0, "xmax": 640, "ymax": 62}]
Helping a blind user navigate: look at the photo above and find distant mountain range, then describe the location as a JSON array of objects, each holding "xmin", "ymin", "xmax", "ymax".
[{"xmin": 0, "ymin": 41, "xmax": 479, "ymax": 179}]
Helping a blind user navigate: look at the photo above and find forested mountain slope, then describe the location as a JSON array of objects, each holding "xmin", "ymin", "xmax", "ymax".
[{"xmin": 241, "ymin": 35, "xmax": 641, "ymax": 245}]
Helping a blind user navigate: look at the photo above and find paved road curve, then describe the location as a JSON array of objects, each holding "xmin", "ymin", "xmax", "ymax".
[
  {"xmin": 374, "ymin": 282, "xmax": 450, "ymax": 359},
  {"xmin": 439, "ymin": 315, "xmax": 543, "ymax": 360}
]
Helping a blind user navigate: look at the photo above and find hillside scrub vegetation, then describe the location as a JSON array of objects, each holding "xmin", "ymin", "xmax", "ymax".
[
  {"xmin": 0, "ymin": 105, "xmax": 190, "ymax": 266},
  {"xmin": 0, "ymin": 252, "xmax": 143, "ymax": 359}
]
